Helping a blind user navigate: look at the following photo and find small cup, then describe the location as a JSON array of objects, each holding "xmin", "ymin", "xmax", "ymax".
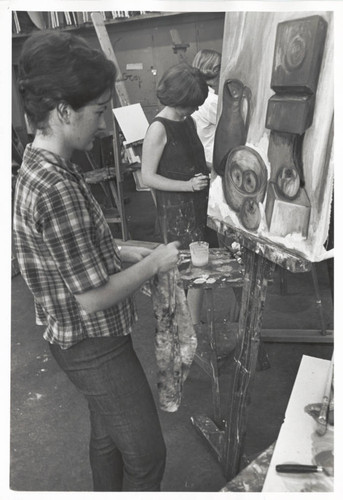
[{"xmin": 189, "ymin": 241, "xmax": 209, "ymax": 267}]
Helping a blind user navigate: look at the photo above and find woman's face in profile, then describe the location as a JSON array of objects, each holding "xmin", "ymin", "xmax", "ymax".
[{"xmin": 66, "ymin": 90, "xmax": 112, "ymax": 152}]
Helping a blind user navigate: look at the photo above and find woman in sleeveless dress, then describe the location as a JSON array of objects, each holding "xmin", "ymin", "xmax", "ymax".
[{"xmin": 142, "ymin": 63, "xmax": 210, "ymax": 324}]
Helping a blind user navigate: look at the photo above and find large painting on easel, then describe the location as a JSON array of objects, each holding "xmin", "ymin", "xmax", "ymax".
[{"xmin": 208, "ymin": 11, "xmax": 333, "ymax": 263}]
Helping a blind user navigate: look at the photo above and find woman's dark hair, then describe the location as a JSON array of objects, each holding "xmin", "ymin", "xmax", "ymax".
[
  {"xmin": 18, "ymin": 30, "xmax": 116, "ymax": 130},
  {"xmin": 156, "ymin": 63, "xmax": 208, "ymax": 108}
]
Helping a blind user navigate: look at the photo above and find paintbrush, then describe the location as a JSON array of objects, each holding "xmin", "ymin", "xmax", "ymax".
[
  {"xmin": 316, "ymin": 354, "xmax": 334, "ymax": 436},
  {"xmin": 276, "ymin": 464, "xmax": 333, "ymax": 477},
  {"xmin": 328, "ymin": 385, "xmax": 334, "ymax": 426}
]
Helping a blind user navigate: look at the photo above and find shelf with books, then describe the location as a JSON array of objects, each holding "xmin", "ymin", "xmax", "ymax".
[{"xmin": 11, "ymin": 11, "xmax": 177, "ymax": 36}]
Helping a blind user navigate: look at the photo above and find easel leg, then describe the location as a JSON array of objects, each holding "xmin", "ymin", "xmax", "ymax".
[
  {"xmin": 257, "ymin": 342, "xmax": 271, "ymax": 371},
  {"xmin": 311, "ymin": 264, "xmax": 327, "ymax": 336},
  {"xmin": 205, "ymin": 288, "xmax": 222, "ymax": 427},
  {"xmin": 279, "ymin": 266, "xmax": 288, "ymax": 295},
  {"xmin": 222, "ymin": 249, "xmax": 274, "ymax": 480}
]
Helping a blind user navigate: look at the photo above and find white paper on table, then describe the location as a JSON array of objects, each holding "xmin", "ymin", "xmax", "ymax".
[
  {"xmin": 112, "ymin": 103, "xmax": 149, "ymax": 145},
  {"xmin": 263, "ymin": 355, "xmax": 334, "ymax": 492}
]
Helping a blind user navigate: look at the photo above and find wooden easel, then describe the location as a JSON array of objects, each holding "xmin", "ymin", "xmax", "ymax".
[
  {"xmin": 88, "ymin": 11, "xmax": 130, "ymax": 241},
  {"xmin": 191, "ymin": 215, "xmax": 333, "ymax": 480}
]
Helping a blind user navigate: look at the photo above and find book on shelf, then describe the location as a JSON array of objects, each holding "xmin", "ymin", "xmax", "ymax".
[
  {"xmin": 64, "ymin": 12, "xmax": 73, "ymax": 26},
  {"xmin": 70, "ymin": 12, "xmax": 78, "ymax": 26},
  {"xmin": 12, "ymin": 11, "xmax": 20, "ymax": 34},
  {"xmin": 82, "ymin": 12, "xmax": 92, "ymax": 23},
  {"xmin": 12, "ymin": 11, "xmax": 41, "ymax": 34}
]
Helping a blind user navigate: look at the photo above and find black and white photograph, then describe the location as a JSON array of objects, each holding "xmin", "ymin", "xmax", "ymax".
[{"xmin": 3, "ymin": 0, "xmax": 341, "ymax": 497}]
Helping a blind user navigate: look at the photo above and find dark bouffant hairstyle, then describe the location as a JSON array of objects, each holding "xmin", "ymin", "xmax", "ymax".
[
  {"xmin": 156, "ymin": 63, "xmax": 208, "ymax": 108},
  {"xmin": 18, "ymin": 30, "xmax": 116, "ymax": 130}
]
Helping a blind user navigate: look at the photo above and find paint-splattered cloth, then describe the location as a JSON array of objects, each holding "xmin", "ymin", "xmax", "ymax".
[{"xmin": 144, "ymin": 268, "xmax": 197, "ymax": 412}]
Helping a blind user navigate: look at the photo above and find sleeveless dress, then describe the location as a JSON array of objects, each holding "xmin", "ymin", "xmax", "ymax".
[{"xmin": 152, "ymin": 116, "xmax": 209, "ymax": 249}]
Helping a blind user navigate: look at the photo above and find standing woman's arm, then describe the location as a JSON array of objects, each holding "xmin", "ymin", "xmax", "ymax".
[{"xmin": 141, "ymin": 121, "xmax": 194, "ymax": 192}]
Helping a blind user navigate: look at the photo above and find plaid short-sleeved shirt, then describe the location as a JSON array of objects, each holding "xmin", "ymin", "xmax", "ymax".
[{"xmin": 13, "ymin": 144, "xmax": 137, "ymax": 349}]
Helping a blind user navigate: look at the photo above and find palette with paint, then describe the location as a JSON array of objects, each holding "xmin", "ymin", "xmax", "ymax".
[{"xmin": 178, "ymin": 248, "xmax": 244, "ymax": 289}]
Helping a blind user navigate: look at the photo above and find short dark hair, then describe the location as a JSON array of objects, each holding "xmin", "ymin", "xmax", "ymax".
[
  {"xmin": 156, "ymin": 63, "xmax": 208, "ymax": 108},
  {"xmin": 18, "ymin": 30, "xmax": 116, "ymax": 130}
]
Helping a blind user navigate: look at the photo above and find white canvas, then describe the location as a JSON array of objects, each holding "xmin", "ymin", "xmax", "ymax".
[{"xmin": 113, "ymin": 103, "xmax": 149, "ymax": 145}]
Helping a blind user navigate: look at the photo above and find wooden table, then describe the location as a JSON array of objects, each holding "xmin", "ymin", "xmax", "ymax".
[{"xmin": 262, "ymin": 355, "xmax": 333, "ymax": 492}]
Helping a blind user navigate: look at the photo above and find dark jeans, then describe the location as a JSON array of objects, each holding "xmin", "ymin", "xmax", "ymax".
[{"xmin": 49, "ymin": 335, "xmax": 166, "ymax": 491}]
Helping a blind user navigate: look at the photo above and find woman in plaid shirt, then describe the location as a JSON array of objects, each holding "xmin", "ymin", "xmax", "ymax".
[{"xmin": 13, "ymin": 30, "xmax": 179, "ymax": 491}]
